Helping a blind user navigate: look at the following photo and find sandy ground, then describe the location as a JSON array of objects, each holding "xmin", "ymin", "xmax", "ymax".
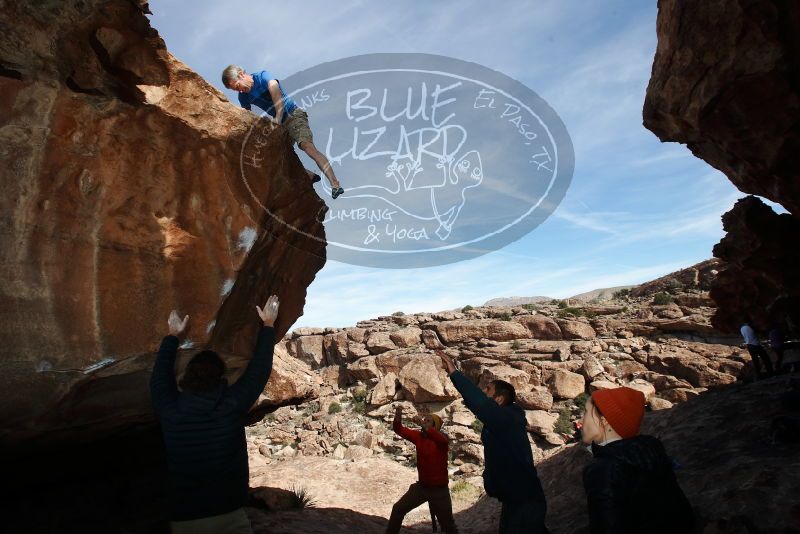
[{"xmin": 246, "ymin": 456, "xmax": 498, "ymax": 533}]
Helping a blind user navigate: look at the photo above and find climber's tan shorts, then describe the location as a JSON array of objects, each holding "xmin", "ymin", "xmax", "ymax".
[{"xmin": 285, "ymin": 108, "xmax": 314, "ymax": 146}]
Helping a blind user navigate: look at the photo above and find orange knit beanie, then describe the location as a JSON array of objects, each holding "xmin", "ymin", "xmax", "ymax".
[{"xmin": 591, "ymin": 387, "xmax": 646, "ymax": 439}]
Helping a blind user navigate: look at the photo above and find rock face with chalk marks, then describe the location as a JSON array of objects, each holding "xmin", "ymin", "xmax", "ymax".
[{"xmin": 0, "ymin": 0, "xmax": 326, "ymax": 446}]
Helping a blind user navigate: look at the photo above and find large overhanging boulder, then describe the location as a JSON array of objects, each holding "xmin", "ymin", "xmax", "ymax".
[
  {"xmin": 0, "ymin": 0, "xmax": 326, "ymax": 447},
  {"xmin": 643, "ymin": 0, "xmax": 800, "ymax": 332},
  {"xmin": 644, "ymin": 0, "xmax": 800, "ymax": 215}
]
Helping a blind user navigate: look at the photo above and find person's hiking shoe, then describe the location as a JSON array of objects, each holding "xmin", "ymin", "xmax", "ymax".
[
  {"xmin": 332, "ymin": 186, "xmax": 345, "ymax": 199},
  {"xmin": 311, "ymin": 173, "xmax": 321, "ymax": 184}
]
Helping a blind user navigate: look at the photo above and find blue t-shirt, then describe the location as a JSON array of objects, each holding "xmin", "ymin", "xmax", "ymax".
[{"xmin": 238, "ymin": 70, "xmax": 297, "ymax": 123}]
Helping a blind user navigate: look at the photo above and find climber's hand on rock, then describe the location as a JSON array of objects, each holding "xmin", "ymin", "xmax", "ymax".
[
  {"xmin": 168, "ymin": 310, "xmax": 189, "ymax": 337},
  {"xmin": 256, "ymin": 295, "xmax": 280, "ymax": 327},
  {"xmin": 436, "ymin": 350, "xmax": 457, "ymax": 374}
]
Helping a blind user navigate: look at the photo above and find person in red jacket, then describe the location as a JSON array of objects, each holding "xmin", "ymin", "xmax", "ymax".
[{"xmin": 386, "ymin": 405, "xmax": 459, "ymax": 534}]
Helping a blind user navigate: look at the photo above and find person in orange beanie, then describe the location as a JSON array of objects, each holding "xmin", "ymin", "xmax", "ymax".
[{"xmin": 579, "ymin": 387, "xmax": 694, "ymax": 534}]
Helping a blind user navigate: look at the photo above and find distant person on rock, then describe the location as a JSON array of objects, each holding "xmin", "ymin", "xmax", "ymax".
[
  {"xmin": 768, "ymin": 324, "xmax": 785, "ymax": 373},
  {"xmin": 740, "ymin": 320, "xmax": 774, "ymax": 379},
  {"xmin": 150, "ymin": 295, "xmax": 280, "ymax": 534},
  {"xmin": 221, "ymin": 65, "xmax": 345, "ymax": 199},
  {"xmin": 579, "ymin": 387, "xmax": 694, "ymax": 534},
  {"xmin": 437, "ymin": 351, "xmax": 548, "ymax": 534},
  {"xmin": 387, "ymin": 404, "xmax": 459, "ymax": 534}
]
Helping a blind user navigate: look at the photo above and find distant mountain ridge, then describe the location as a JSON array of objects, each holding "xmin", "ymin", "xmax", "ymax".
[
  {"xmin": 482, "ymin": 296, "xmax": 553, "ymax": 307},
  {"xmin": 567, "ymin": 285, "xmax": 636, "ymax": 302}
]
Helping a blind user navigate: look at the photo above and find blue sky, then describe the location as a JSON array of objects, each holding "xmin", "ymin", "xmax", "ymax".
[{"xmin": 151, "ymin": 0, "xmax": 745, "ymax": 328}]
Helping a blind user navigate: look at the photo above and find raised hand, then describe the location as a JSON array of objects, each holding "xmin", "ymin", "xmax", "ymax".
[
  {"xmin": 168, "ymin": 310, "xmax": 189, "ymax": 337},
  {"xmin": 436, "ymin": 350, "xmax": 457, "ymax": 374},
  {"xmin": 256, "ymin": 295, "xmax": 280, "ymax": 327}
]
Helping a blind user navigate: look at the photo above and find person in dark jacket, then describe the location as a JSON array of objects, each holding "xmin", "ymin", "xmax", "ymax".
[
  {"xmin": 437, "ymin": 351, "xmax": 547, "ymax": 534},
  {"xmin": 580, "ymin": 387, "xmax": 694, "ymax": 534},
  {"xmin": 150, "ymin": 295, "xmax": 280, "ymax": 534},
  {"xmin": 387, "ymin": 405, "xmax": 459, "ymax": 534}
]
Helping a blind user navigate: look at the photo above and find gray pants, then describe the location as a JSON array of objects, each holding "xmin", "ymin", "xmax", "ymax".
[{"xmin": 171, "ymin": 507, "xmax": 253, "ymax": 534}]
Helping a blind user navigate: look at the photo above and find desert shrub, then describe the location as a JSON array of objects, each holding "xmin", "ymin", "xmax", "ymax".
[
  {"xmin": 290, "ymin": 486, "xmax": 316, "ymax": 509},
  {"xmin": 613, "ymin": 288, "xmax": 631, "ymax": 299},
  {"xmin": 666, "ymin": 279, "xmax": 682, "ymax": 293},
  {"xmin": 303, "ymin": 401, "xmax": 320, "ymax": 416},
  {"xmin": 266, "ymin": 414, "xmax": 277, "ymax": 423},
  {"xmin": 511, "ymin": 340, "xmax": 522, "ymax": 350},
  {"xmin": 572, "ymin": 392, "xmax": 589, "ymax": 411},
  {"xmin": 497, "ymin": 312, "xmax": 512, "ymax": 321},
  {"xmin": 392, "ymin": 311, "xmax": 405, "ymax": 316},
  {"xmin": 451, "ymin": 480, "xmax": 478, "ymax": 499},
  {"xmin": 557, "ymin": 300, "xmax": 568, "ymax": 309},
  {"xmin": 653, "ymin": 292, "xmax": 673, "ymax": 305},
  {"xmin": 554, "ymin": 407, "xmax": 574, "ymax": 435},
  {"xmin": 471, "ymin": 419, "xmax": 484, "ymax": 433},
  {"xmin": 557, "ymin": 307, "xmax": 584, "ymax": 318},
  {"xmin": 461, "ymin": 305, "xmax": 474, "ymax": 312},
  {"xmin": 352, "ymin": 388, "xmax": 367, "ymax": 402},
  {"xmin": 522, "ymin": 303, "xmax": 538, "ymax": 311},
  {"xmin": 352, "ymin": 399, "xmax": 367, "ymax": 414},
  {"xmin": 328, "ymin": 402, "xmax": 342, "ymax": 415}
]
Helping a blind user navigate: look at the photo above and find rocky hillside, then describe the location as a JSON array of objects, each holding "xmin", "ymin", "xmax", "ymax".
[
  {"xmin": 239, "ymin": 261, "xmax": 759, "ymax": 531},
  {"xmin": 236, "ymin": 258, "xmax": 799, "ymax": 533}
]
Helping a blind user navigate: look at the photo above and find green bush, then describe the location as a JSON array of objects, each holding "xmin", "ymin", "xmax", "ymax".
[
  {"xmin": 328, "ymin": 402, "xmax": 342, "ymax": 415},
  {"xmin": 557, "ymin": 300, "xmax": 568, "ymax": 309},
  {"xmin": 392, "ymin": 311, "xmax": 405, "ymax": 316},
  {"xmin": 666, "ymin": 279, "xmax": 682, "ymax": 293},
  {"xmin": 461, "ymin": 305, "xmax": 474, "ymax": 312},
  {"xmin": 353, "ymin": 399, "xmax": 367, "ymax": 414},
  {"xmin": 572, "ymin": 392, "xmax": 589, "ymax": 411},
  {"xmin": 553, "ymin": 407, "xmax": 574, "ymax": 435},
  {"xmin": 557, "ymin": 307, "xmax": 584, "ymax": 318},
  {"xmin": 497, "ymin": 312, "xmax": 512, "ymax": 321},
  {"xmin": 471, "ymin": 419, "xmax": 484, "ymax": 433},
  {"xmin": 652, "ymin": 292, "xmax": 673, "ymax": 305},
  {"xmin": 451, "ymin": 480, "xmax": 478, "ymax": 499},
  {"xmin": 522, "ymin": 303, "xmax": 538, "ymax": 311},
  {"xmin": 352, "ymin": 388, "xmax": 367, "ymax": 402}
]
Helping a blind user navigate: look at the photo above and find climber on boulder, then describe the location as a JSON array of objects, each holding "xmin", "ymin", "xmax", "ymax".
[
  {"xmin": 150, "ymin": 295, "xmax": 280, "ymax": 534},
  {"xmin": 437, "ymin": 350, "xmax": 548, "ymax": 534},
  {"xmin": 222, "ymin": 65, "xmax": 345, "ymax": 199},
  {"xmin": 386, "ymin": 404, "xmax": 459, "ymax": 534}
]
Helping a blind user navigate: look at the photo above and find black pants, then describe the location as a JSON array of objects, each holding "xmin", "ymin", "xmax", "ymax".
[
  {"xmin": 747, "ymin": 344, "xmax": 774, "ymax": 376},
  {"xmin": 498, "ymin": 499, "xmax": 547, "ymax": 534}
]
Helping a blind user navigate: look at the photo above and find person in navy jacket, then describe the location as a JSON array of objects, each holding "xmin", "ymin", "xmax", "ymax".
[
  {"xmin": 151, "ymin": 295, "xmax": 279, "ymax": 534},
  {"xmin": 438, "ymin": 350, "xmax": 548, "ymax": 534}
]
